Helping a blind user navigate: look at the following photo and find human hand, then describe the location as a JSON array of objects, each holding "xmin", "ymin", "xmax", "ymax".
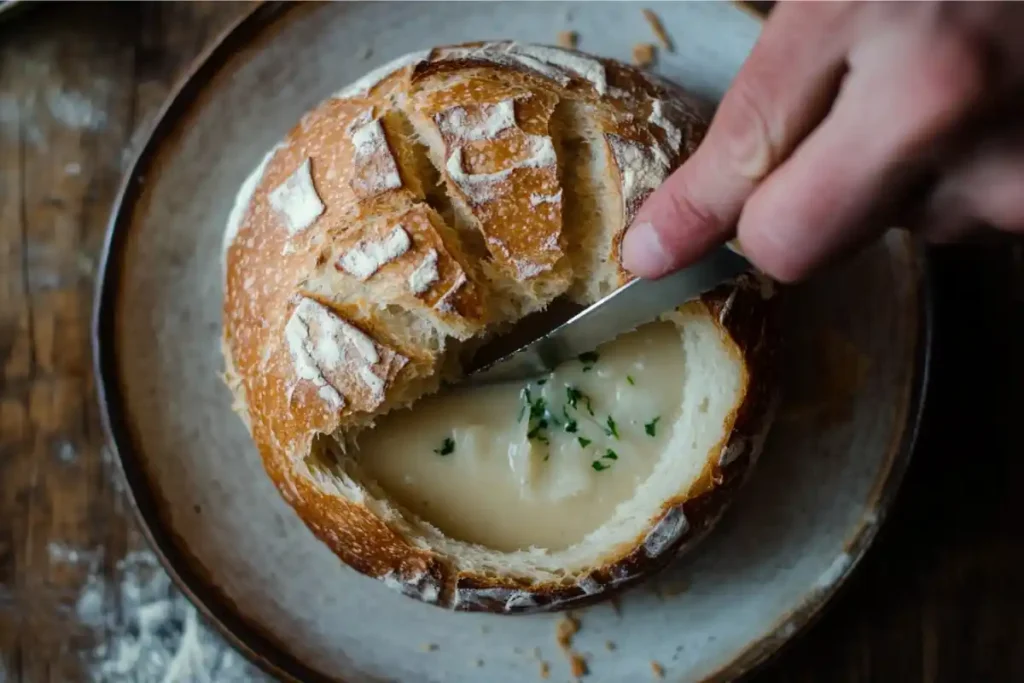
[{"xmin": 622, "ymin": 1, "xmax": 1024, "ymax": 283}]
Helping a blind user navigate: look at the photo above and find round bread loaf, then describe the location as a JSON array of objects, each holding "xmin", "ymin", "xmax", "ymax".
[{"xmin": 222, "ymin": 41, "xmax": 778, "ymax": 613}]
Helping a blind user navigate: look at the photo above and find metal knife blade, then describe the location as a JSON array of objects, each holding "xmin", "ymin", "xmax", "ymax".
[{"xmin": 464, "ymin": 245, "xmax": 750, "ymax": 386}]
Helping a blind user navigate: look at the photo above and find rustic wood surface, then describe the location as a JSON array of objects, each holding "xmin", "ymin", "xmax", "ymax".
[{"xmin": 0, "ymin": 3, "xmax": 1021, "ymax": 682}]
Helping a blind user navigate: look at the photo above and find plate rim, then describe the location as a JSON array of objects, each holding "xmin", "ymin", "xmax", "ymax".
[{"xmin": 90, "ymin": 3, "xmax": 933, "ymax": 682}]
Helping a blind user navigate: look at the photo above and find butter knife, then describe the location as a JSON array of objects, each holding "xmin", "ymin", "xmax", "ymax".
[{"xmin": 464, "ymin": 245, "xmax": 751, "ymax": 385}]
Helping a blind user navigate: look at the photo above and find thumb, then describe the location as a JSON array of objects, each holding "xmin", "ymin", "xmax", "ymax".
[{"xmin": 622, "ymin": 2, "xmax": 850, "ymax": 278}]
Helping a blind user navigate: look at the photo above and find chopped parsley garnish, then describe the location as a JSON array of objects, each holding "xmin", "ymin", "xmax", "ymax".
[
  {"xmin": 578, "ymin": 437, "xmax": 592, "ymax": 448},
  {"xmin": 434, "ymin": 437, "xmax": 455, "ymax": 456},
  {"xmin": 527, "ymin": 419, "xmax": 548, "ymax": 439},
  {"xmin": 566, "ymin": 386, "xmax": 583, "ymax": 409},
  {"xmin": 591, "ymin": 460, "xmax": 610, "ymax": 472},
  {"xmin": 579, "ymin": 351, "xmax": 599, "ymax": 371},
  {"xmin": 644, "ymin": 417, "xmax": 661, "ymax": 437},
  {"xmin": 529, "ymin": 395, "xmax": 548, "ymax": 420},
  {"xmin": 562, "ymin": 408, "xmax": 579, "ymax": 434},
  {"xmin": 522, "ymin": 383, "xmax": 558, "ymax": 445},
  {"xmin": 603, "ymin": 448, "xmax": 618, "ymax": 460},
  {"xmin": 605, "ymin": 415, "xmax": 619, "ymax": 439},
  {"xmin": 565, "ymin": 386, "xmax": 595, "ymax": 416},
  {"xmin": 627, "ymin": 375, "xmax": 636, "ymax": 385}
]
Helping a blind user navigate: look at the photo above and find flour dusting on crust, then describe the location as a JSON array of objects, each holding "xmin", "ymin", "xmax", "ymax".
[
  {"xmin": 285, "ymin": 297, "xmax": 395, "ymax": 405},
  {"xmin": 438, "ymin": 42, "xmax": 608, "ymax": 95},
  {"xmin": 348, "ymin": 113, "xmax": 403, "ymax": 198},
  {"xmin": 434, "ymin": 272, "xmax": 467, "ymax": 313},
  {"xmin": 333, "ymin": 50, "xmax": 430, "ymax": 99},
  {"xmin": 606, "ymin": 133, "xmax": 671, "ymax": 224},
  {"xmin": 507, "ymin": 43, "xmax": 608, "ymax": 95},
  {"xmin": 437, "ymin": 99, "xmax": 517, "ymax": 142},
  {"xmin": 648, "ymin": 99, "xmax": 683, "ymax": 160},
  {"xmin": 285, "ymin": 299, "xmax": 347, "ymax": 407},
  {"xmin": 338, "ymin": 226, "xmax": 411, "ymax": 280},
  {"xmin": 268, "ymin": 158, "xmax": 325, "ymax": 235},
  {"xmin": 409, "ymin": 249, "xmax": 440, "ymax": 295},
  {"xmin": 642, "ymin": 506, "xmax": 689, "ymax": 558},
  {"xmin": 445, "ymin": 135, "xmax": 556, "ymax": 205},
  {"xmin": 529, "ymin": 190, "xmax": 562, "ymax": 206}
]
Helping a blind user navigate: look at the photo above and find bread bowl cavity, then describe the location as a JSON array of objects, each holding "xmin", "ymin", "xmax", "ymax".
[{"xmin": 221, "ymin": 41, "xmax": 778, "ymax": 613}]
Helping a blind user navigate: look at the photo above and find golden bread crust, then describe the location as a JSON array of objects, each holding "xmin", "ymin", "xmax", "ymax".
[{"xmin": 222, "ymin": 41, "xmax": 775, "ymax": 613}]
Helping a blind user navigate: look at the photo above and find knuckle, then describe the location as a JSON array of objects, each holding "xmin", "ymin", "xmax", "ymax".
[
  {"xmin": 917, "ymin": 32, "xmax": 987, "ymax": 124},
  {"xmin": 662, "ymin": 173, "xmax": 728, "ymax": 244},
  {"xmin": 716, "ymin": 76, "xmax": 782, "ymax": 182},
  {"xmin": 736, "ymin": 232, "xmax": 808, "ymax": 284}
]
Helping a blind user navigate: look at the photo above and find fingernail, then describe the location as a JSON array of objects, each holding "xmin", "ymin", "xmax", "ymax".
[{"xmin": 623, "ymin": 221, "xmax": 673, "ymax": 278}]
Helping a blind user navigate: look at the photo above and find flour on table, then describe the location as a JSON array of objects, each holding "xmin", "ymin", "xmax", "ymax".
[
  {"xmin": 44, "ymin": 542, "xmax": 266, "ymax": 682},
  {"xmin": 46, "ymin": 89, "xmax": 107, "ymax": 130}
]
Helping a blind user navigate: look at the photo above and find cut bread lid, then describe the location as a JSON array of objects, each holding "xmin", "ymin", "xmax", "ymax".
[{"xmin": 221, "ymin": 42, "xmax": 776, "ymax": 612}]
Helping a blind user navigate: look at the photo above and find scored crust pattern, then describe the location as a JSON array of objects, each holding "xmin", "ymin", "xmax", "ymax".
[{"xmin": 222, "ymin": 41, "xmax": 776, "ymax": 612}]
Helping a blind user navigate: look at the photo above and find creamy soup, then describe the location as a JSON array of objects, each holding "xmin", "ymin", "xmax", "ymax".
[{"xmin": 354, "ymin": 321, "xmax": 686, "ymax": 551}]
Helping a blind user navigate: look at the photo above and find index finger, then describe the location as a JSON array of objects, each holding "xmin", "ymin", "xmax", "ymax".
[{"xmin": 622, "ymin": 2, "xmax": 851, "ymax": 278}]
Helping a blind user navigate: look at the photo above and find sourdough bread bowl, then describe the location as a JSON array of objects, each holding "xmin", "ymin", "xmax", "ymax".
[{"xmin": 221, "ymin": 41, "xmax": 778, "ymax": 614}]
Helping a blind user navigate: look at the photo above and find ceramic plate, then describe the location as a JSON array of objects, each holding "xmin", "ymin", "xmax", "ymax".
[{"xmin": 94, "ymin": 3, "xmax": 930, "ymax": 681}]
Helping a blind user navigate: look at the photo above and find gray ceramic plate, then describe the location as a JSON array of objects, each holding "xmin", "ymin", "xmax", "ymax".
[{"xmin": 94, "ymin": 3, "xmax": 931, "ymax": 682}]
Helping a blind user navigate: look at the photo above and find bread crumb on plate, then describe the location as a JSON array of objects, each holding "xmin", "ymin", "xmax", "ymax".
[
  {"xmin": 605, "ymin": 640, "xmax": 616, "ymax": 651},
  {"xmin": 557, "ymin": 30, "xmax": 578, "ymax": 49},
  {"xmin": 420, "ymin": 643, "xmax": 438, "ymax": 652},
  {"xmin": 556, "ymin": 613, "xmax": 580, "ymax": 650},
  {"xmin": 651, "ymin": 660, "xmax": 665, "ymax": 679},
  {"xmin": 539, "ymin": 660, "xmax": 551, "ymax": 679},
  {"xmin": 570, "ymin": 652, "xmax": 588, "ymax": 678},
  {"xmin": 642, "ymin": 8, "xmax": 674, "ymax": 51},
  {"xmin": 633, "ymin": 43, "xmax": 656, "ymax": 68}
]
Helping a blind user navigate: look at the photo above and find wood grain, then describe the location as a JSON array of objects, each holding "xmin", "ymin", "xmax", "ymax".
[
  {"xmin": 0, "ymin": 3, "xmax": 1021, "ymax": 683},
  {"xmin": 0, "ymin": 4, "xmax": 250, "ymax": 681}
]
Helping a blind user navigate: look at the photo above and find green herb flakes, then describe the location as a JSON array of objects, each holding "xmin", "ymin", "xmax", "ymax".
[
  {"xmin": 644, "ymin": 417, "xmax": 661, "ymax": 437},
  {"xmin": 563, "ymin": 408, "xmax": 579, "ymax": 434},
  {"xmin": 527, "ymin": 419, "xmax": 548, "ymax": 439},
  {"xmin": 434, "ymin": 437, "xmax": 455, "ymax": 456},
  {"xmin": 591, "ymin": 460, "xmax": 610, "ymax": 472},
  {"xmin": 603, "ymin": 449, "xmax": 618, "ymax": 460},
  {"xmin": 566, "ymin": 386, "xmax": 582, "ymax": 409},
  {"xmin": 605, "ymin": 415, "xmax": 619, "ymax": 439},
  {"xmin": 627, "ymin": 375, "xmax": 636, "ymax": 385},
  {"xmin": 578, "ymin": 437, "xmax": 592, "ymax": 448},
  {"xmin": 529, "ymin": 396, "xmax": 547, "ymax": 420}
]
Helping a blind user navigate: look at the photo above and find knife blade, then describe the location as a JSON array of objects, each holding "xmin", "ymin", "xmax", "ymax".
[{"xmin": 463, "ymin": 245, "xmax": 751, "ymax": 386}]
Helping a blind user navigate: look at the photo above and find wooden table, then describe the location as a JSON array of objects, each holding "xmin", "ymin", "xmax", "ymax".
[{"xmin": 1, "ymin": 4, "xmax": 1021, "ymax": 682}]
